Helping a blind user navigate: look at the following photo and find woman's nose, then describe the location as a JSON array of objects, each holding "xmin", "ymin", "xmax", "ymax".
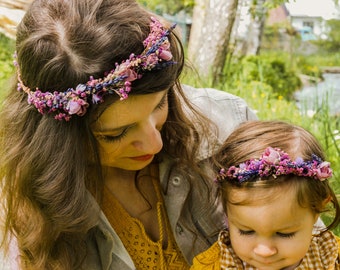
[
  {"xmin": 253, "ymin": 243, "xmax": 278, "ymax": 257},
  {"xmin": 132, "ymin": 121, "xmax": 163, "ymax": 154}
]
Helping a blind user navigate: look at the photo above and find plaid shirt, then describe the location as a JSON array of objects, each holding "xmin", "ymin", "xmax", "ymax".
[{"xmin": 191, "ymin": 230, "xmax": 340, "ymax": 269}]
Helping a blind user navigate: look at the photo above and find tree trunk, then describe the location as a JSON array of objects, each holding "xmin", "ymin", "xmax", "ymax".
[
  {"xmin": 188, "ymin": 0, "xmax": 239, "ymax": 81},
  {"xmin": 244, "ymin": 0, "xmax": 267, "ymax": 55},
  {"xmin": 187, "ymin": 0, "xmax": 209, "ymax": 61}
]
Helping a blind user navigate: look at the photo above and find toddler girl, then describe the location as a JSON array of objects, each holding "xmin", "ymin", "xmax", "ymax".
[{"xmin": 191, "ymin": 120, "xmax": 340, "ymax": 269}]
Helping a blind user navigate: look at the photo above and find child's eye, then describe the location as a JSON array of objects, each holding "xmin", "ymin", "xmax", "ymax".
[
  {"xmin": 276, "ymin": 232, "xmax": 296, "ymax": 238},
  {"xmin": 238, "ymin": 229, "xmax": 255, "ymax": 236}
]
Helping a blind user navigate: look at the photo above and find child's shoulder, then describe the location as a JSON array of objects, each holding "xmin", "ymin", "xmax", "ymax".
[
  {"xmin": 190, "ymin": 241, "xmax": 221, "ymax": 269},
  {"xmin": 336, "ymin": 234, "xmax": 340, "ymax": 253}
]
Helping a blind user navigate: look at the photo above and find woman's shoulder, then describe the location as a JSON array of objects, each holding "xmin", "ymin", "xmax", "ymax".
[
  {"xmin": 181, "ymin": 84, "xmax": 257, "ymax": 121},
  {"xmin": 181, "ymin": 84, "xmax": 257, "ymax": 146},
  {"xmin": 182, "ymin": 84, "xmax": 251, "ymax": 104}
]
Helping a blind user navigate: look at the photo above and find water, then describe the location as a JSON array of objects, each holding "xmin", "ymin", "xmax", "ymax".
[{"xmin": 295, "ymin": 73, "xmax": 340, "ymax": 116}]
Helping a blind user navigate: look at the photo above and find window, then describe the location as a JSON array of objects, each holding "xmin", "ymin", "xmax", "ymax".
[{"xmin": 303, "ymin": 21, "xmax": 314, "ymax": 30}]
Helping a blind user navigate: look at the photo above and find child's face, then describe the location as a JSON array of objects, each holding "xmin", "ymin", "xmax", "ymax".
[{"xmin": 226, "ymin": 185, "xmax": 318, "ymax": 270}]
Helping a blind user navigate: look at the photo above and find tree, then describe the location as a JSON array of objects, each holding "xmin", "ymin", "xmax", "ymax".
[
  {"xmin": 188, "ymin": 0, "xmax": 239, "ymax": 82},
  {"xmin": 243, "ymin": 0, "xmax": 268, "ymax": 55},
  {"xmin": 188, "ymin": 0, "xmax": 290, "ymax": 83}
]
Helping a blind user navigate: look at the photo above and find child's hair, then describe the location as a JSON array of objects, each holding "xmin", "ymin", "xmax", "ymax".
[
  {"xmin": 213, "ymin": 120, "xmax": 340, "ymax": 232},
  {"xmin": 0, "ymin": 0, "xmax": 215, "ymax": 269}
]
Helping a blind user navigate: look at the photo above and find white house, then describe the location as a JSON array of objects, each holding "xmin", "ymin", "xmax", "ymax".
[{"xmin": 289, "ymin": 15, "xmax": 324, "ymax": 40}]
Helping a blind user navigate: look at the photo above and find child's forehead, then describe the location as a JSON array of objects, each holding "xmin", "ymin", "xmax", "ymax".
[
  {"xmin": 226, "ymin": 186, "xmax": 316, "ymax": 228},
  {"xmin": 225, "ymin": 182, "xmax": 297, "ymax": 205}
]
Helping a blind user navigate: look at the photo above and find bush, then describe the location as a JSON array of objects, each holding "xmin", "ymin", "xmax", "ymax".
[
  {"xmin": 236, "ymin": 55, "xmax": 302, "ymax": 100},
  {"xmin": 0, "ymin": 33, "xmax": 15, "ymax": 100}
]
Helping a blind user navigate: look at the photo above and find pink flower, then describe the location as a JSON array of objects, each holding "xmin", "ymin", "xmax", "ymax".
[
  {"xmin": 159, "ymin": 49, "xmax": 173, "ymax": 61},
  {"xmin": 124, "ymin": 69, "xmax": 138, "ymax": 81},
  {"xmin": 315, "ymin": 161, "xmax": 332, "ymax": 181},
  {"xmin": 67, "ymin": 99, "xmax": 88, "ymax": 116},
  {"xmin": 262, "ymin": 147, "xmax": 280, "ymax": 164}
]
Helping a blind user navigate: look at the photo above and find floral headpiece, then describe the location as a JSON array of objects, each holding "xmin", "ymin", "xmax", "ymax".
[
  {"xmin": 14, "ymin": 17, "xmax": 176, "ymax": 121},
  {"xmin": 215, "ymin": 147, "xmax": 332, "ymax": 183}
]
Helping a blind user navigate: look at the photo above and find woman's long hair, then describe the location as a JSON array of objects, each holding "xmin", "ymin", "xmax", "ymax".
[{"xmin": 0, "ymin": 0, "xmax": 214, "ymax": 269}]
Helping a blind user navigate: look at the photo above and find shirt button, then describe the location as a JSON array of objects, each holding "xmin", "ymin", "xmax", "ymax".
[
  {"xmin": 176, "ymin": 224, "xmax": 184, "ymax": 235},
  {"xmin": 171, "ymin": 176, "xmax": 181, "ymax": 186}
]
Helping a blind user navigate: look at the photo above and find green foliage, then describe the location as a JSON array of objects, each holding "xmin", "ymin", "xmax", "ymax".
[
  {"xmin": 0, "ymin": 33, "xmax": 15, "ymax": 101},
  {"xmin": 264, "ymin": 0, "xmax": 291, "ymax": 10},
  {"xmin": 137, "ymin": 0, "xmax": 194, "ymax": 15},
  {"xmin": 294, "ymin": 56, "xmax": 323, "ymax": 79},
  {"xmin": 313, "ymin": 19, "xmax": 340, "ymax": 52},
  {"xmin": 223, "ymin": 54, "xmax": 302, "ymax": 100},
  {"xmin": 304, "ymin": 51, "xmax": 340, "ymax": 67}
]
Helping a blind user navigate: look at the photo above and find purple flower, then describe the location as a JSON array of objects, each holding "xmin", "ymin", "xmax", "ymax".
[{"xmin": 92, "ymin": 94, "xmax": 102, "ymax": 104}]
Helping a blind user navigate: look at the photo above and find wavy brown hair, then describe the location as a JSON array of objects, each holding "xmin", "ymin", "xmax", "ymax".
[
  {"xmin": 0, "ymin": 0, "xmax": 214, "ymax": 269},
  {"xmin": 213, "ymin": 120, "xmax": 340, "ymax": 232}
]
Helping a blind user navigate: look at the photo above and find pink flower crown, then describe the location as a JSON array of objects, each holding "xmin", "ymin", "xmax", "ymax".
[
  {"xmin": 215, "ymin": 147, "xmax": 332, "ymax": 183},
  {"xmin": 14, "ymin": 17, "xmax": 176, "ymax": 121}
]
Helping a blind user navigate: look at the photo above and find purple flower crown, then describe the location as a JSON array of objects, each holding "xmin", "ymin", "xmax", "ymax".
[
  {"xmin": 14, "ymin": 17, "xmax": 176, "ymax": 121},
  {"xmin": 215, "ymin": 147, "xmax": 332, "ymax": 183}
]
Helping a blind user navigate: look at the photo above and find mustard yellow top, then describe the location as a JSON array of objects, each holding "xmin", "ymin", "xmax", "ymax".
[{"xmin": 102, "ymin": 178, "xmax": 189, "ymax": 270}]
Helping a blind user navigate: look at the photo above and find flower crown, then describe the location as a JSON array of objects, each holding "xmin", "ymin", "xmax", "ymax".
[
  {"xmin": 14, "ymin": 17, "xmax": 176, "ymax": 121},
  {"xmin": 215, "ymin": 147, "xmax": 332, "ymax": 183}
]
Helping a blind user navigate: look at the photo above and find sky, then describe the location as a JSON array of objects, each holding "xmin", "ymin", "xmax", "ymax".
[{"xmin": 285, "ymin": 0, "xmax": 338, "ymax": 19}]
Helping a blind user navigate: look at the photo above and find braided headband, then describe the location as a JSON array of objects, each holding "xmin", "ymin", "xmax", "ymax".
[
  {"xmin": 14, "ymin": 17, "xmax": 176, "ymax": 121},
  {"xmin": 215, "ymin": 147, "xmax": 332, "ymax": 183}
]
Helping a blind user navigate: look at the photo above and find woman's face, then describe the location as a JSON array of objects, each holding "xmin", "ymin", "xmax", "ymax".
[{"xmin": 91, "ymin": 90, "xmax": 168, "ymax": 171}]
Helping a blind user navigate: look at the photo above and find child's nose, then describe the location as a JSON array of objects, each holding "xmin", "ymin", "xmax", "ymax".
[{"xmin": 253, "ymin": 243, "xmax": 278, "ymax": 257}]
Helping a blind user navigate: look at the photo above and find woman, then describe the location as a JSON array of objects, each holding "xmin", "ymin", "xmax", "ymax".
[{"xmin": 0, "ymin": 0, "xmax": 257, "ymax": 269}]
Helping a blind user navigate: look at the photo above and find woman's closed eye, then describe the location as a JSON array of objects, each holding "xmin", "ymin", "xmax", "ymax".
[
  {"xmin": 155, "ymin": 93, "xmax": 168, "ymax": 110},
  {"xmin": 96, "ymin": 127, "xmax": 131, "ymax": 143}
]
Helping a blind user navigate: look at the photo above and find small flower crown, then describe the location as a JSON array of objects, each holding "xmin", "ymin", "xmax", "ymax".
[
  {"xmin": 215, "ymin": 147, "xmax": 332, "ymax": 183},
  {"xmin": 14, "ymin": 17, "xmax": 176, "ymax": 121}
]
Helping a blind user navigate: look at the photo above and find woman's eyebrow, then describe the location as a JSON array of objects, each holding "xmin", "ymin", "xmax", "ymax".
[{"xmin": 92, "ymin": 123, "xmax": 132, "ymax": 134}]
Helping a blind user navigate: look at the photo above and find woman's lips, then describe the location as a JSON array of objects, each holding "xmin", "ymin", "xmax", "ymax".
[{"xmin": 129, "ymin": 154, "xmax": 154, "ymax": 161}]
